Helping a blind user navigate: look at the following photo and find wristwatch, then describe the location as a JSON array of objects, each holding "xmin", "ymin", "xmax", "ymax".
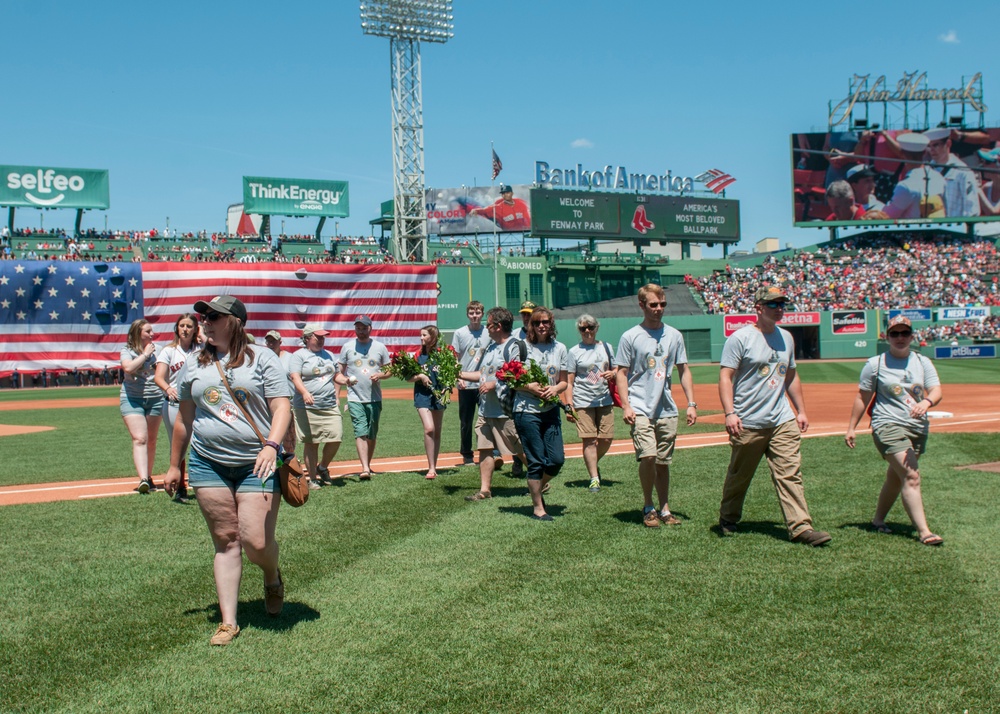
[{"xmin": 687, "ymin": 402, "xmax": 698, "ymax": 408}]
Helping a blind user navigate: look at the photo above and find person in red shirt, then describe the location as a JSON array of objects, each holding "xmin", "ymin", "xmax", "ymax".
[{"xmin": 468, "ymin": 185, "xmax": 531, "ymax": 231}]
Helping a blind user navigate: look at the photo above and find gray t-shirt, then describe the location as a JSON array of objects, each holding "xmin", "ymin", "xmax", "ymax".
[
  {"xmin": 720, "ymin": 325, "xmax": 797, "ymax": 429},
  {"xmin": 338, "ymin": 338, "xmax": 391, "ymax": 403},
  {"xmin": 513, "ymin": 340, "xmax": 568, "ymax": 414},
  {"xmin": 178, "ymin": 348, "xmax": 292, "ymax": 467},
  {"xmin": 615, "ymin": 324, "xmax": 688, "ymax": 419},
  {"xmin": 860, "ymin": 352, "xmax": 940, "ymax": 432},
  {"xmin": 288, "ymin": 347, "xmax": 339, "ymax": 410},
  {"xmin": 452, "ymin": 325, "xmax": 487, "ymax": 390},
  {"xmin": 477, "ymin": 336, "xmax": 521, "ymax": 419},
  {"xmin": 120, "ymin": 346, "xmax": 161, "ymax": 400},
  {"xmin": 567, "ymin": 341, "xmax": 614, "ymax": 409}
]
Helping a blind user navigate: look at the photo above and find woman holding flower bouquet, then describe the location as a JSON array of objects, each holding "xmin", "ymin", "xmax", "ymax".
[
  {"xmin": 411, "ymin": 326, "xmax": 456, "ymax": 479},
  {"xmin": 512, "ymin": 306, "xmax": 569, "ymax": 520}
]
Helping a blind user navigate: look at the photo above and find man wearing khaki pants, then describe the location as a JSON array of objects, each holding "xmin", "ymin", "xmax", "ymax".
[{"xmin": 717, "ymin": 285, "xmax": 831, "ymax": 546}]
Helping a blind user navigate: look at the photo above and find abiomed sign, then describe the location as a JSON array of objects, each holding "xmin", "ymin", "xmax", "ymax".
[
  {"xmin": 243, "ymin": 176, "xmax": 349, "ymax": 218},
  {"xmin": 0, "ymin": 165, "xmax": 110, "ymax": 209}
]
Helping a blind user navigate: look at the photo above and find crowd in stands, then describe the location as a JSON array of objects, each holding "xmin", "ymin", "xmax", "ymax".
[
  {"xmin": 914, "ymin": 315, "xmax": 1000, "ymax": 343},
  {"xmin": 689, "ymin": 233, "xmax": 1000, "ymax": 313}
]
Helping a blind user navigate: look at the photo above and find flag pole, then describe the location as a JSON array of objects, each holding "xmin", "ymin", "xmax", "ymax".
[{"xmin": 491, "ymin": 141, "xmax": 499, "ymax": 307}]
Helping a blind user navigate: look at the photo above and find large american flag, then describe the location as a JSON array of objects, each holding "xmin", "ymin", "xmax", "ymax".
[{"xmin": 0, "ymin": 261, "xmax": 438, "ymax": 375}]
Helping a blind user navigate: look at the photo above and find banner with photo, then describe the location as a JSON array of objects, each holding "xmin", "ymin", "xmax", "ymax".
[
  {"xmin": 425, "ymin": 185, "xmax": 532, "ymax": 236},
  {"xmin": 790, "ymin": 128, "xmax": 1000, "ymax": 227}
]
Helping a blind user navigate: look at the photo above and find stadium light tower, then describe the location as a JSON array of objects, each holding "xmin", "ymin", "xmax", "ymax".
[{"xmin": 361, "ymin": 0, "xmax": 454, "ymax": 263}]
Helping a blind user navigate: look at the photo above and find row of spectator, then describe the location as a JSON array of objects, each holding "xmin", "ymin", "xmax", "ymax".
[{"xmin": 914, "ymin": 315, "xmax": 1000, "ymax": 343}]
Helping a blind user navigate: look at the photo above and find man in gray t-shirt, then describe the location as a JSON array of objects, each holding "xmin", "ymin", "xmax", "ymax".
[
  {"xmin": 717, "ymin": 285, "xmax": 830, "ymax": 546},
  {"xmin": 615, "ymin": 284, "xmax": 698, "ymax": 528},
  {"xmin": 451, "ymin": 301, "xmax": 486, "ymax": 464},
  {"xmin": 337, "ymin": 315, "xmax": 390, "ymax": 479}
]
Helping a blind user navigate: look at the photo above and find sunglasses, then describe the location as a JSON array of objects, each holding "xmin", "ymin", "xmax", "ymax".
[
  {"xmin": 200, "ymin": 312, "xmax": 225, "ymax": 323},
  {"xmin": 888, "ymin": 330, "xmax": 912, "ymax": 338},
  {"xmin": 532, "ymin": 319, "xmax": 553, "ymax": 326},
  {"xmin": 644, "ymin": 301, "xmax": 666, "ymax": 308},
  {"xmin": 761, "ymin": 301, "xmax": 786, "ymax": 309},
  {"xmin": 579, "ymin": 325, "xmax": 596, "ymax": 331}
]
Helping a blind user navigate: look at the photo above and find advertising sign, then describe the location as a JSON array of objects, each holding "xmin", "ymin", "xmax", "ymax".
[
  {"xmin": 832, "ymin": 310, "xmax": 867, "ymax": 334},
  {"xmin": 938, "ymin": 307, "xmax": 990, "ymax": 320},
  {"xmin": 426, "ymin": 185, "xmax": 532, "ymax": 236},
  {"xmin": 0, "ymin": 165, "xmax": 110, "ymax": 209},
  {"xmin": 530, "ymin": 189, "xmax": 740, "ymax": 242},
  {"xmin": 888, "ymin": 308, "xmax": 932, "ymax": 322},
  {"xmin": 722, "ymin": 312, "xmax": 821, "ymax": 337},
  {"xmin": 934, "ymin": 344, "xmax": 997, "ymax": 359},
  {"xmin": 791, "ymin": 128, "xmax": 1000, "ymax": 227},
  {"xmin": 243, "ymin": 176, "xmax": 349, "ymax": 218}
]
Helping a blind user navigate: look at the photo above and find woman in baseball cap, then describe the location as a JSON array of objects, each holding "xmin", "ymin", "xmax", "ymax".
[{"xmin": 164, "ymin": 295, "xmax": 293, "ymax": 645}]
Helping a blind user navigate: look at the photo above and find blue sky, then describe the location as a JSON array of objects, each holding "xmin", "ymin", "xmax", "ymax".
[{"xmin": 2, "ymin": 0, "xmax": 994, "ymax": 254}]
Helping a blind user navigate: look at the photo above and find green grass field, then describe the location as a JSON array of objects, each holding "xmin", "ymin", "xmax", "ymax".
[{"xmin": 1, "ymin": 365, "xmax": 998, "ymax": 712}]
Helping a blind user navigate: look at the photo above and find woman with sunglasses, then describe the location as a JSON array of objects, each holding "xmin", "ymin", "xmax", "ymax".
[
  {"xmin": 154, "ymin": 313, "xmax": 202, "ymax": 502},
  {"xmin": 513, "ymin": 306, "xmax": 569, "ymax": 520},
  {"xmin": 566, "ymin": 314, "xmax": 616, "ymax": 493},
  {"xmin": 163, "ymin": 295, "xmax": 292, "ymax": 645},
  {"xmin": 120, "ymin": 318, "xmax": 165, "ymax": 494},
  {"xmin": 845, "ymin": 315, "xmax": 944, "ymax": 545}
]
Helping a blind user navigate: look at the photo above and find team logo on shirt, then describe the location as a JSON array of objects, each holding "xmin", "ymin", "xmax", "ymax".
[
  {"xmin": 204, "ymin": 387, "xmax": 221, "ymax": 405},
  {"xmin": 368, "ymin": 359, "xmax": 377, "ymax": 367},
  {"xmin": 758, "ymin": 365, "xmax": 771, "ymax": 377},
  {"xmin": 233, "ymin": 388, "xmax": 249, "ymax": 404},
  {"xmin": 912, "ymin": 384, "xmax": 924, "ymax": 400},
  {"xmin": 891, "ymin": 384, "xmax": 904, "ymax": 396},
  {"xmin": 661, "ymin": 357, "xmax": 671, "ymax": 367},
  {"xmin": 777, "ymin": 363, "xmax": 787, "ymax": 376},
  {"xmin": 354, "ymin": 359, "xmax": 363, "ymax": 367},
  {"xmin": 647, "ymin": 357, "xmax": 657, "ymax": 369},
  {"xmin": 219, "ymin": 403, "xmax": 239, "ymax": 423}
]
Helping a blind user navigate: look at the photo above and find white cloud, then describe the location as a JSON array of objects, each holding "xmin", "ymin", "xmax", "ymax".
[
  {"xmin": 939, "ymin": 30, "xmax": 959, "ymax": 44},
  {"xmin": 571, "ymin": 138, "xmax": 594, "ymax": 149}
]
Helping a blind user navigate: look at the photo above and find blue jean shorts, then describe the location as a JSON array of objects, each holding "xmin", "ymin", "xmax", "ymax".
[
  {"xmin": 120, "ymin": 392, "xmax": 164, "ymax": 418},
  {"xmin": 188, "ymin": 448, "xmax": 279, "ymax": 494}
]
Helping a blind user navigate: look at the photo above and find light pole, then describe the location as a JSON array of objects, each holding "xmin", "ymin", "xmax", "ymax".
[{"xmin": 361, "ymin": 0, "xmax": 453, "ymax": 263}]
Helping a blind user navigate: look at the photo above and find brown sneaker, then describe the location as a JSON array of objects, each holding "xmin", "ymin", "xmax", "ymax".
[
  {"xmin": 464, "ymin": 490, "xmax": 492, "ymax": 502},
  {"xmin": 658, "ymin": 511, "xmax": 681, "ymax": 526},
  {"xmin": 210, "ymin": 623, "xmax": 240, "ymax": 646},
  {"xmin": 264, "ymin": 570, "xmax": 284, "ymax": 617},
  {"xmin": 719, "ymin": 518, "xmax": 739, "ymax": 535},
  {"xmin": 643, "ymin": 509, "xmax": 661, "ymax": 528},
  {"xmin": 791, "ymin": 529, "xmax": 832, "ymax": 547}
]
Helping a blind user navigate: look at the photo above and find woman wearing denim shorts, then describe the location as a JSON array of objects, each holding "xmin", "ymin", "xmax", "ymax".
[
  {"xmin": 163, "ymin": 296, "xmax": 292, "ymax": 646},
  {"xmin": 120, "ymin": 319, "xmax": 165, "ymax": 494}
]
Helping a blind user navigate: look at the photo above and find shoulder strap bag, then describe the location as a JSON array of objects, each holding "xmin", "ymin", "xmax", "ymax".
[{"xmin": 215, "ymin": 361, "xmax": 308, "ymax": 507}]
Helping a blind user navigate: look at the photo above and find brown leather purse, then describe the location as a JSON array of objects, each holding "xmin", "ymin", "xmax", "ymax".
[{"xmin": 215, "ymin": 361, "xmax": 308, "ymax": 507}]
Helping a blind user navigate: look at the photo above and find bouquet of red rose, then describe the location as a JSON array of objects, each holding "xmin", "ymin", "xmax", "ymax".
[
  {"xmin": 495, "ymin": 358, "xmax": 560, "ymax": 408},
  {"xmin": 383, "ymin": 349, "xmax": 423, "ymax": 381}
]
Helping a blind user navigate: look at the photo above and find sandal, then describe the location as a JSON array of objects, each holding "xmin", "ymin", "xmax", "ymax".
[
  {"xmin": 358, "ymin": 471, "xmax": 372, "ymax": 481},
  {"xmin": 919, "ymin": 533, "xmax": 944, "ymax": 546},
  {"xmin": 425, "ymin": 471, "xmax": 437, "ymax": 480},
  {"xmin": 871, "ymin": 522, "xmax": 893, "ymax": 534}
]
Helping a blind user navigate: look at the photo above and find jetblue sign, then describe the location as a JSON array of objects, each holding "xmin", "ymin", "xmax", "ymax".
[{"xmin": 934, "ymin": 345, "xmax": 996, "ymax": 359}]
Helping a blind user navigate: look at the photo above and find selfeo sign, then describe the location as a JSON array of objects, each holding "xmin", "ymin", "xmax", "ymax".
[{"xmin": 0, "ymin": 165, "xmax": 110, "ymax": 209}]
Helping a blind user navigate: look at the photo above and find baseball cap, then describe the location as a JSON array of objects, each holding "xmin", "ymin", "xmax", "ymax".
[
  {"xmin": 923, "ymin": 128, "xmax": 951, "ymax": 142},
  {"xmin": 193, "ymin": 295, "xmax": 248, "ymax": 325},
  {"xmin": 887, "ymin": 315, "xmax": 912, "ymax": 329},
  {"xmin": 302, "ymin": 324, "xmax": 329, "ymax": 338},
  {"xmin": 354, "ymin": 315, "xmax": 373, "ymax": 327},
  {"xmin": 245, "ymin": 333, "xmax": 256, "ymax": 344},
  {"xmin": 499, "ymin": 184, "xmax": 513, "ymax": 193},
  {"xmin": 846, "ymin": 164, "xmax": 876, "ymax": 182},
  {"xmin": 519, "ymin": 300, "xmax": 537, "ymax": 314},
  {"xmin": 754, "ymin": 286, "xmax": 788, "ymax": 303},
  {"xmin": 264, "ymin": 329, "xmax": 282, "ymax": 341},
  {"xmin": 896, "ymin": 133, "xmax": 929, "ymax": 153}
]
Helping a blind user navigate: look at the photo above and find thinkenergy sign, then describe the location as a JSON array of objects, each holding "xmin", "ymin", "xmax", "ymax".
[
  {"xmin": 242, "ymin": 176, "xmax": 349, "ymax": 218},
  {"xmin": 0, "ymin": 165, "xmax": 110, "ymax": 210}
]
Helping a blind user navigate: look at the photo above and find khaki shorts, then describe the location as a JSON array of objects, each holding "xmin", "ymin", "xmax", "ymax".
[
  {"xmin": 873, "ymin": 422, "xmax": 928, "ymax": 457},
  {"xmin": 574, "ymin": 405, "xmax": 615, "ymax": 439},
  {"xmin": 631, "ymin": 414, "xmax": 678, "ymax": 464},
  {"xmin": 294, "ymin": 406, "xmax": 344, "ymax": 444},
  {"xmin": 476, "ymin": 414, "xmax": 523, "ymax": 457}
]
